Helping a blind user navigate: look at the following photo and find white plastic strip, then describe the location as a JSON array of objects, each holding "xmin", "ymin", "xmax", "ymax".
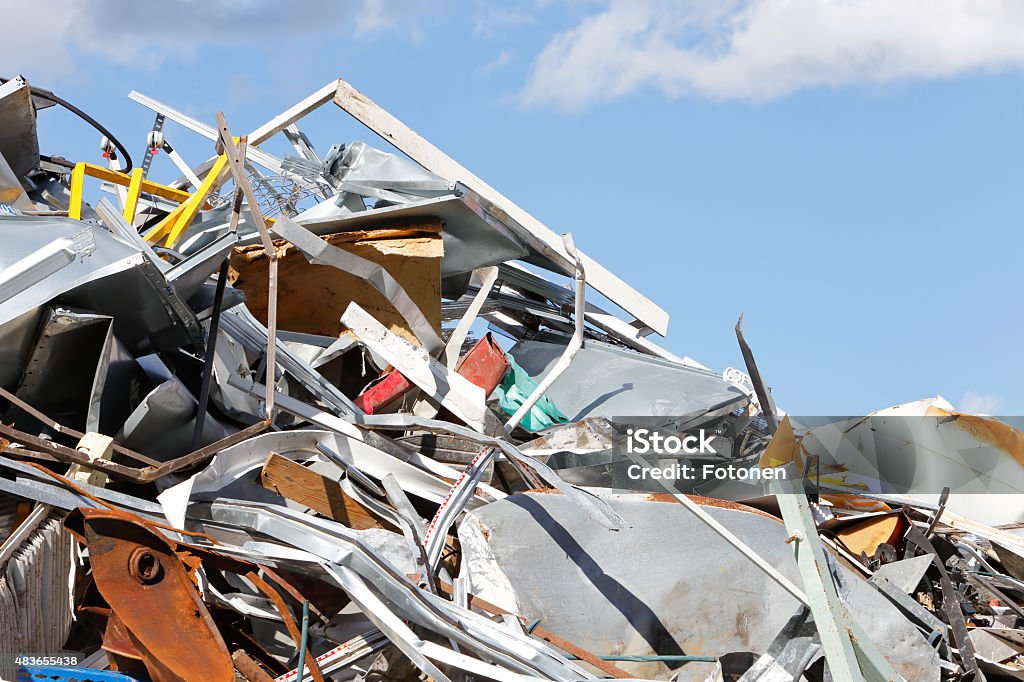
[
  {"xmin": 444, "ymin": 266, "xmax": 499, "ymax": 369},
  {"xmin": 274, "ymin": 629, "xmax": 388, "ymax": 682},
  {"xmin": 341, "ymin": 302, "xmax": 489, "ymax": 432}
]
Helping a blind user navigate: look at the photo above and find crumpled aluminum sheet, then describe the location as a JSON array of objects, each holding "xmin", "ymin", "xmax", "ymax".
[
  {"xmin": 0, "ymin": 217, "xmax": 203, "ymax": 354},
  {"xmin": 117, "ymin": 376, "xmax": 234, "ymax": 461},
  {"xmin": 510, "ymin": 336, "xmax": 749, "ymax": 422},
  {"xmin": 207, "ymin": 500, "xmax": 597, "ymax": 682},
  {"xmin": 460, "ymin": 491, "xmax": 940, "ymax": 682},
  {"xmin": 156, "ymin": 429, "xmax": 498, "ymax": 530}
]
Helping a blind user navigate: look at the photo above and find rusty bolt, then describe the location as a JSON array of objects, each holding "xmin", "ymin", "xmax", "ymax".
[
  {"xmin": 128, "ymin": 547, "xmax": 163, "ymax": 584},
  {"xmin": 785, "ymin": 532, "xmax": 804, "ymax": 544}
]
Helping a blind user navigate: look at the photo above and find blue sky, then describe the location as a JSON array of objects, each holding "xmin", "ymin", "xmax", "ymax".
[{"xmin": 7, "ymin": 0, "xmax": 1023, "ymax": 415}]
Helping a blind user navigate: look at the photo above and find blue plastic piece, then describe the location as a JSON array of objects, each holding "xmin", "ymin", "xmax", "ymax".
[{"xmin": 16, "ymin": 665, "xmax": 143, "ymax": 682}]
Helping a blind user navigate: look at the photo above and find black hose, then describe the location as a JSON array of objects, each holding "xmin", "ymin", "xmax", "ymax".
[{"xmin": 1, "ymin": 76, "xmax": 133, "ymax": 173}]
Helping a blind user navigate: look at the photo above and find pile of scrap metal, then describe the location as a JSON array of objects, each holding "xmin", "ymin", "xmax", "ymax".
[{"xmin": 0, "ymin": 73, "xmax": 1022, "ymax": 682}]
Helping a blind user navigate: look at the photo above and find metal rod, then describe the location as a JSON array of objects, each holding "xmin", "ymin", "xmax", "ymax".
[
  {"xmin": 0, "ymin": 384, "xmax": 160, "ymax": 467},
  {"xmin": 266, "ymin": 255, "xmax": 279, "ymax": 418},
  {"xmin": 192, "ymin": 258, "xmax": 230, "ymax": 451},
  {"xmin": 735, "ymin": 314, "xmax": 778, "ymax": 434},
  {"xmin": 1, "ymin": 417, "xmax": 268, "ymax": 484},
  {"xmin": 215, "ymin": 113, "xmax": 278, "ymax": 420},
  {"xmin": 296, "ymin": 599, "xmax": 309, "ymax": 682},
  {"xmin": 504, "ymin": 234, "xmax": 584, "ymax": 433}
]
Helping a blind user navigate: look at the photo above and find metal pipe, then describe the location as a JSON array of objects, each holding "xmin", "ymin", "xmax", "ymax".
[
  {"xmin": 192, "ymin": 259, "xmax": 230, "ymax": 451},
  {"xmin": 504, "ymin": 234, "xmax": 585, "ymax": 434},
  {"xmin": 296, "ymin": 599, "xmax": 309, "ymax": 682},
  {"xmin": 215, "ymin": 113, "xmax": 279, "ymax": 419}
]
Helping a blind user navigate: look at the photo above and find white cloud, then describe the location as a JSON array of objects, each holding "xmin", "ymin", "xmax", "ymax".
[
  {"xmin": 0, "ymin": 0, "xmax": 428, "ymax": 79},
  {"xmin": 478, "ymin": 50, "xmax": 514, "ymax": 76},
  {"xmin": 358, "ymin": 0, "xmax": 430, "ymax": 38},
  {"xmin": 958, "ymin": 390, "xmax": 1005, "ymax": 415},
  {"xmin": 474, "ymin": 5, "xmax": 535, "ymax": 38},
  {"xmin": 522, "ymin": 0, "xmax": 1024, "ymax": 110}
]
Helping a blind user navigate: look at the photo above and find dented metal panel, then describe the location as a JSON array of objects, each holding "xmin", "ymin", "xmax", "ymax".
[{"xmin": 0, "ymin": 77, "xmax": 40, "ymax": 178}]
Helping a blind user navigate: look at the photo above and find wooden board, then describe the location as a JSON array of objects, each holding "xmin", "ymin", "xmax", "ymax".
[
  {"xmin": 230, "ymin": 221, "xmax": 442, "ymax": 346},
  {"xmin": 259, "ymin": 453, "xmax": 395, "ymax": 531}
]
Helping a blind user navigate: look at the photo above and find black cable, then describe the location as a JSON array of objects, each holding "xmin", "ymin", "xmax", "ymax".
[{"xmin": 1, "ymin": 76, "xmax": 133, "ymax": 173}]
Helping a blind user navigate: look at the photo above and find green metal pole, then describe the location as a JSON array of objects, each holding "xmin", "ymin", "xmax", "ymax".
[{"xmin": 296, "ymin": 599, "xmax": 309, "ymax": 682}]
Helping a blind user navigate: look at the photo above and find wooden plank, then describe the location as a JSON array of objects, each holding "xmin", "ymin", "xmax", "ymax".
[
  {"xmin": 332, "ymin": 78, "xmax": 670, "ymax": 336},
  {"xmin": 259, "ymin": 453, "xmax": 393, "ymax": 531},
  {"xmin": 231, "ymin": 221, "xmax": 443, "ymax": 349}
]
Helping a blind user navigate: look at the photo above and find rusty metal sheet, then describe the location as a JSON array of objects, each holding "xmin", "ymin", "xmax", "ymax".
[{"xmin": 80, "ymin": 508, "xmax": 234, "ymax": 682}]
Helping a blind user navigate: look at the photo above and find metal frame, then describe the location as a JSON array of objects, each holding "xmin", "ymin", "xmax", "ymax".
[{"xmin": 331, "ymin": 77, "xmax": 670, "ymax": 336}]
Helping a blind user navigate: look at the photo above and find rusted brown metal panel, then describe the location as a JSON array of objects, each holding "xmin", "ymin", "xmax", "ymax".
[{"xmin": 80, "ymin": 509, "xmax": 235, "ymax": 682}]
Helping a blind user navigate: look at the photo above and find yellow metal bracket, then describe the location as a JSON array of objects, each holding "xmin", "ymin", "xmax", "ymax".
[
  {"xmin": 67, "ymin": 163, "xmax": 195, "ymax": 221},
  {"xmin": 143, "ymin": 153, "xmax": 230, "ymax": 248},
  {"xmin": 69, "ymin": 140, "xmax": 259, "ymax": 251}
]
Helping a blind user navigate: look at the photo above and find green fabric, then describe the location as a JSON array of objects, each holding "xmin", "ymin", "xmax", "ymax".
[{"xmin": 494, "ymin": 353, "xmax": 569, "ymax": 432}]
